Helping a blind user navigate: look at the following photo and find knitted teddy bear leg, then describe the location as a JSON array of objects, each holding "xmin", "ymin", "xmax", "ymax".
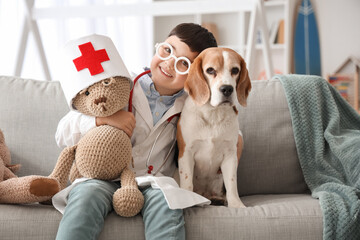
[
  {"xmin": 0, "ymin": 175, "xmax": 60, "ymax": 204},
  {"xmin": 69, "ymin": 162, "xmax": 82, "ymax": 183},
  {"xmin": 113, "ymin": 167, "xmax": 144, "ymax": 217},
  {"xmin": 49, "ymin": 145, "xmax": 77, "ymax": 190}
]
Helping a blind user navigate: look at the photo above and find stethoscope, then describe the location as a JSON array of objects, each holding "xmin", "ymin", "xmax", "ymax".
[{"xmin": 128, "ymin": 70, "xmax": 180, "ymax": 175}]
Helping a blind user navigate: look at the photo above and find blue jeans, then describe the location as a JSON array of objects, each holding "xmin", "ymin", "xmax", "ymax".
[{"xmin": 55, "ymin": 179, "xmax": 185, "ymax": 240}]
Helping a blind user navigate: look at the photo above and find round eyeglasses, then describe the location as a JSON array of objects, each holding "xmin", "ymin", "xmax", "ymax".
[{"xmin": 155, "ymin": 42, "xmax": 191, "ymax": 75}]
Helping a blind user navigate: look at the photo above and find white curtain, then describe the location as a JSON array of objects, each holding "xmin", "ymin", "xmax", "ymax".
[{"xmin": 0, "ymin": 0, "xmax": 153, "ymax": 81}]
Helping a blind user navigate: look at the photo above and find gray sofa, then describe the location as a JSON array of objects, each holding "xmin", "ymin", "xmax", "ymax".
[{"xmin": 0, "ymin": 75, "xmax": 323, "ymax": 240}]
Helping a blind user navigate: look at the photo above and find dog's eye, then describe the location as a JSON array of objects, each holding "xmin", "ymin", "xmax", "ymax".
[
  {"xmin": 231, "ymin": 67, "xmax": 240, "ymax": 75},
  {"xmin": 206, "ymin": 67, "xmax": 216, "ymax": 75}
]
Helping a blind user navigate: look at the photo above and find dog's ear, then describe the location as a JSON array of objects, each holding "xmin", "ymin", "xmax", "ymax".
[
  {"xmin": 184, "ymin": 54, "xmax": 210, "ymax": 106},
  {"xmin": 236, "ymin": 57, "xmax": 251, "ymax": 107}
]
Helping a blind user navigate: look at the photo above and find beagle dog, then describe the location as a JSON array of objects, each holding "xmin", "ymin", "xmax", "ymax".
[{"xmin": 177, "ymin": 47, "xmax": 251, "ymax": 208}]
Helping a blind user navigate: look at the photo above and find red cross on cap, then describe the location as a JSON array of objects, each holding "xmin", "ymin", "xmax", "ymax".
[{"xmin": 73, "ymin": 42, "xmax": 110, "ymax": 76}]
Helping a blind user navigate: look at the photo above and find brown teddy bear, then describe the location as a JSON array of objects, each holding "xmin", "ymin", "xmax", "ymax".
[
  {"xmin": 0, "ymin": 129, "xmax": 60, "ymax": 203},
  {"xmin": 50, "ymin": 75, "xmax": 144, "ymax": 217},
  {"xmin": 0, "ymin": 75, "xmax": 144, "ymax": 217},
  {"xmin": 0, "ymin": 34, "xmax": 144, "ymax": 217},
  {"xmin": 49, "ymin": 34, "xmax": 144, "ymax": 217}
]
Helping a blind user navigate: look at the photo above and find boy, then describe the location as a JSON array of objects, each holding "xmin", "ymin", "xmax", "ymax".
[{"xmin": 55, "ymin": 23, "xmax": 217, "ymax": 240}]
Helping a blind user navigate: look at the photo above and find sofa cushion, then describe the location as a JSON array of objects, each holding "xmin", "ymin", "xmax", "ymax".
[
  {"xmin": 238, "ymin": 79, "xmax": 309, "ymax": 195},
  {"xmin": 0, "ymin": 194, "xmax": 322, "ymax": 240},
  {"xmin": 0, "ymin": 203, "xmax": 145, "ymax": 240},
  {"xmin": 185, "ymin": 194, "xmax": 322, "ymax": 240},
  {"xmin": 0, "ymin": 76, "xmax": 69, "ymax": 176}
]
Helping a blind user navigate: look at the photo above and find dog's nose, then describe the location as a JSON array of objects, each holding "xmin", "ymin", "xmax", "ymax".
[{"xmin": 220, "ymin": 85, "xmax": 234, "ymax": 97}]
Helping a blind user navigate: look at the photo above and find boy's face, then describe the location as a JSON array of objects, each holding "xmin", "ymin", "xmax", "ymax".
[{"xmin": 150, "ymin": 35, "xmax": 198, "ymax": 96}]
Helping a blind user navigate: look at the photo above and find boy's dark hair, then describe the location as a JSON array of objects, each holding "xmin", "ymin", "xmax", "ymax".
[{"xmin": 168, "ymin": 23, "xmax": 218, "ymax": 53}]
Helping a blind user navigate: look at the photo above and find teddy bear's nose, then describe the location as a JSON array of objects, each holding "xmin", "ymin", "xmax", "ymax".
[{"xmin": 94, "ymin": 97, "xmax": 107, "ymax": 105}]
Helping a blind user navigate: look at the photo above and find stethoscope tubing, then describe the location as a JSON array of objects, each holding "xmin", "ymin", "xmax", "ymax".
[{"xmin": 128, "ymin": 70, "xmax": 180, "ymax": 175}]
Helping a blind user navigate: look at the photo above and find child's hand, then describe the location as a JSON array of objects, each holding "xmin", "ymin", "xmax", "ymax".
[{"xmin": 96, "ymin": 110, "xmax": 136, "ymax": 137}]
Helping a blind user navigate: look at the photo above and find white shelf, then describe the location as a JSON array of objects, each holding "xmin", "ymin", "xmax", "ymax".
[
  {"xmin": 264, "ymin": 0, "xmax": 287, "ymax": 7},
  {"xmin": 259, "ymin": 0, "xmax": 292, "ymax": 78},
  {"xmin": 225, "ymin": 44, "xmax": 285, "ymax": 51},
  {"xmin": 257, "ymin": 44, "xmax": 285, "ymax": 50}
]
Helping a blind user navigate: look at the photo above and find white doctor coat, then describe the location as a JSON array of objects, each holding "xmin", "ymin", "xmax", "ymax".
[{"xmin": 53, "ymin": 72, "xmax": 210, "ymax": 212}]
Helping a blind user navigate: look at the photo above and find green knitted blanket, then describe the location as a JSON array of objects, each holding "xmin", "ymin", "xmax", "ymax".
[{"xmin": 276, "ymin": 74, "xmax": 360, "ymax": 240}]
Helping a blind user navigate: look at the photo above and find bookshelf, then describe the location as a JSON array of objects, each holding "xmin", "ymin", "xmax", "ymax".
[
  {"xmin": 252, "ymin": 0, "xmax": 293, "ymax": 80},
  {"xmin": 327, "ymin": 56, "xmax": 360, "ymax": 113}
]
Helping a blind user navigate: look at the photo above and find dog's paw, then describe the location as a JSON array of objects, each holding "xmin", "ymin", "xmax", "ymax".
[{"xmin": 227, "ymin": 199, "xmax": 246, "ymax": 208}]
